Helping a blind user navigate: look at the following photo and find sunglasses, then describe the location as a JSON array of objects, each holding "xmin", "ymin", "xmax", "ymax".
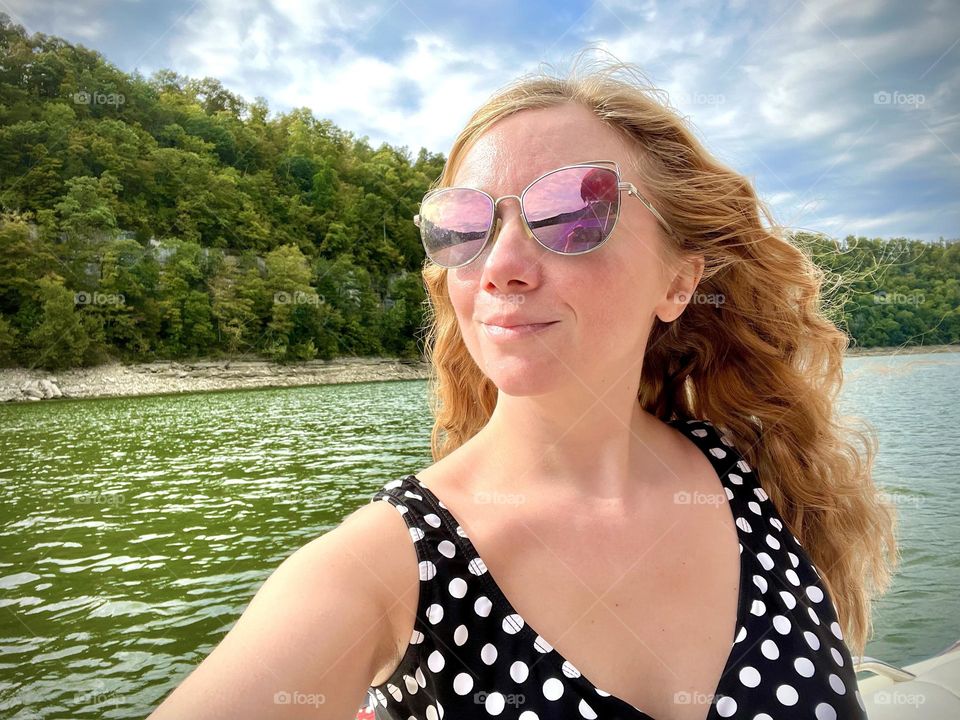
[{"xmin": 413, "ymin": 160, "xmax": 673, "ymax": 269}]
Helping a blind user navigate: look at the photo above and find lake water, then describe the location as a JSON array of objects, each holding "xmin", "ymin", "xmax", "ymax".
[{"xmin": 1, "ymin": 352, "xmax": 958, "ymax": 718}]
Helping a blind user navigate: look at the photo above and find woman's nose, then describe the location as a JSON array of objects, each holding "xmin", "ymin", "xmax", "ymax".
[{"xmin": 477, "ymin": 200, "xmax": 546, "ymax": 288}]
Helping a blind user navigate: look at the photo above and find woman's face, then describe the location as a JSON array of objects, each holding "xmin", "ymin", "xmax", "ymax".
[{"xmin": 446, "ymin": 102, "xmax": 694, "ymax": 398}]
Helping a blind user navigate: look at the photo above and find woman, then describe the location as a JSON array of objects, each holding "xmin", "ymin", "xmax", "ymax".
[{"xmin": 149, "ymin": 58, "xmax": 898, "ymax": 720}]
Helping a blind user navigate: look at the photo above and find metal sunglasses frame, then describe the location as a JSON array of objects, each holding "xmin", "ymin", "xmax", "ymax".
[{"xmin": 413, "ymin": 160, "xmax": 673, "ymax": 269}]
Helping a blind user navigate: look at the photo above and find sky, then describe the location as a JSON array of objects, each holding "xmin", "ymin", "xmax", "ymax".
[{"xmin": 4, "ymin": 0, "xmax": 958, "ymax": 242}]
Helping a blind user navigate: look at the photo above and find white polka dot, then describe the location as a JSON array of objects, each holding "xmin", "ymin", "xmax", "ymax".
[
  {"xmin": 804, "ymin": 631, "xmax": 821, "ymax": 650},
  {"xmin": 533, "ymin": 635, "xmax": 553, "ymax": 653},
  {"xmin": 510, "ymin": 661, "xmax": 529, "ymax": 683},
  {"xmin": 543, "ymin": 678, "xmax": 564, "ymax": 701},
  {"xmin": 758, "ymin": 552, "xmax": 775, "ymax": 571},
  {"xmin": 806, "ymin": 585, "xmax": 824, "ymax": 603},
  {"xmin": 815, "ymin": 702, "xmax": 838, "ymax": 720},
  {"xmin": 480, "ymin": 643, "xmax": 498, "ymax": 664},
  {"xmin": 788, "ymin": 551, "xmax": 799, "ymax": 567},
  {"xmin": 736, "ymin": 517, "xmax": 752, "ymax": 533},
  {"xmin": 738, "ymin": 666, "xmax": 761, "ymax": 687},
  {"xmin": 484, "ymin": 691, "xmax": 505, "ymax": 715},
  {"xmin": 474, "ymin": 596, "xmax": 492, "ymax": 617},
  {"xmin": 426, "ymin": 604, "xmax": 443, "ymax": 624},
  {"xmin": 780, "ymin": 590, "xmax": 797, "ymax": 609},
  {"xmin": 427, "ymin": 650, "xmax": 445, "ymax": 672},
  {"xmin": 830, "ymin": 621, "xmax": 843, "ymax": 640},
  {"xmin": 773, "ymin": 615, "xmax": 791, "ymax": 634},
  {"xmin": 808, "ymin": 606, "xmax": 820, "ymax": 625},
  {"xmin": 438, "ymin": 540, "xmax": 456, "ymax": 558},
  {"xmin": 765, "ymin": 534, "xmax": 781, "ymax": 550},
  {"xmin": 561, "ymin": 661, "xmax": 581, "ymax": 678},
  {"xmin": 829, "ymin": 673, "xmax": 846, "ymax": 695},
  {"xmin": 750, "ymin": 599, "xmax": 766, "ymax": 616},
  {"xmin": 776, "ymin": 684, "xmax": 799, "ymax": 705},
  {"xmin": 411, "ymin": 629, "xmax": 424, "ymax": 644},
  {"xmin": 753, "ymin": 574, "xmax": 768, "ymax": 593},
  {"xmin": 757, "ymin": 488, "xmax": 770, "ymax": 502},
  {"xmin": 419, "ymin": 560, "xmax": 437, "ymax": 581},
  {"xmin": 761, "ymin": 639, "xmax": 780, "ymax": 660},
  {"xmin": 735, "ymin": 626, "xmax": 747, "ymax": 643},
  {"xmin": 785, "ymin": 569, "xmax": 800, "ymax": 586},
  {"xmin": 453, "ymin": 672, "xmax": 473, "ymax": 695},
  {"xmin": 410, "ymin": 527, "xmax": 425, "ymax": 542},
  {"xmin": 416, "ymin": 667, "xmax": 426, "ymax": 687},
  {"xmin": 728, "ymin": 473, "xmax": 743, "ymax": 485},
  {"xmin": 710, "ymin": 447, "xmax": 727, "ymax": 458},
  {"xmin": 386, "ymin": 683, "xmax": 402, "ymax": 701},
  {"xmin": 403, "ymin": 674, "xmax": 418, "ymax": 694},
  {"xmin": 831, "ymin": 647, "xmax": 844, "ymax": 666},
  {"xmin": 748, "ymin": 501, "xmax": 762, "ymax": 515},
  {"xmin": 716, "ymin": 695, "xmax": 737, "ymax": 716},
  {"xmin": 578, "ymin": 699, "xmax": 598, "ymax": 718},
  {"xmin": 448, "ymin": 577, "xmax": 467, "ymax": 598},
  {"xmin": 793, "ymin": 657, "xmax": 815, "ymax": 677},
  {"xmin": 454, "ymin": 625, "xmax": 468, "ymax": 646},
  {"xmin": 424, "ymin": 513, "xmax": 442, "ymax": 528},
  {"xmin": 737, "ymin": 460, "xmax": 752, "ymax": 473},
  {"xmin": 426, "ymin": 703, "xmax": 439, "ymax": 720},
  {"xmin": 753, "ymin": 715, "xmax": 773, "ymax": 720},
  {"xmin": 519, "ymin": 713, "xmax": 539, "ymax": 720},
  {"xmin": 502, "ymin": 614, "xmax": 524, "ymax": 634},
  {"xmin": 468, "ymin": 558, "xmax": 488, "ymax": 576}
]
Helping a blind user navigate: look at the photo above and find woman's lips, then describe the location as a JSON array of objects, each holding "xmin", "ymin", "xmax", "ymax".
[{"xmin": 480, "ymin": 321, "xmax": 559, "ymax": 339}]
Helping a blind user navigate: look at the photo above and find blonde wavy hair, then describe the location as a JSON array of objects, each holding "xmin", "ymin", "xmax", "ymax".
[{"xmin": 418, "ymin": 54, "xmax": 898, "ymax": 660}]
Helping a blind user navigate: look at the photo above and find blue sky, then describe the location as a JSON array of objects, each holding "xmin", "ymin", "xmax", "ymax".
[{"xmin": 5, "ymin": 0, "xmax": 958, "ymax": 241}]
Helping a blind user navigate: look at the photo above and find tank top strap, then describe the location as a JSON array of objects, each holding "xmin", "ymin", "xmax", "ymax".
[
  {"xmin": 668, "ymin": 416, "xmax": 771, "ymax": 514},
  {"xmin": 366, "ymin": 475, "xmax": 480, "ymax": 714}
]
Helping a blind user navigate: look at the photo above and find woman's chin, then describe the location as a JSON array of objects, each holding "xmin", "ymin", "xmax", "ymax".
[{"xmin": 480, "ymin": 357, "xmax": 569, "ymax": 397}]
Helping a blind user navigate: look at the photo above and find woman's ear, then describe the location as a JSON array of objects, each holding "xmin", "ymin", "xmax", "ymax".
[{"xmin": 655, "ymin": 253, "xmax": 705, "ymax": 323}]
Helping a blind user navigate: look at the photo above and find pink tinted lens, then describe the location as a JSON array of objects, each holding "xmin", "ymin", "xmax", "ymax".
[
  {"xmin": 418, "ymin": 188, "xmax": 494, "ymax": 267},
  {"xmin": 523, "ymin": 166, "xmax": 620, "ymax": 253}
]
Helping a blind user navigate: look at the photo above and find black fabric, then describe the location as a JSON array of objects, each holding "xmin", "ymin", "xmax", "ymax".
[{"xmin": 366, "ymin": 418, "xmax": 867, "ymax": 719}]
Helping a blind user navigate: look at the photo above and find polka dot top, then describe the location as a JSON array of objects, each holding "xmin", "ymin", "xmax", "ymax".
[{"xmin": 365, "ymin": 418, "xmax": 867, "ymax": 719}]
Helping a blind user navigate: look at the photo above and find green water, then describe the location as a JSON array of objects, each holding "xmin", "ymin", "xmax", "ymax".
[{"xmin": 1, "ymin": 353, "xmax": 958, "ymax": 718}]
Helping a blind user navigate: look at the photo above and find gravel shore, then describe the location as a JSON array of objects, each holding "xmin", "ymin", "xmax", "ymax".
[
  {"xmin": 2, "ymin": 357, "xmax": 432, "ymax": 403},
  {"xmin": 1, "ymin": 344, "xmax": 956, "ymax": 403}
]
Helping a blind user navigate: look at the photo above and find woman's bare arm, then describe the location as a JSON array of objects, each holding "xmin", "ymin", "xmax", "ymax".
[{"xmin": 147, "ymin": 500, "xmax": 418, "ymax": 719}]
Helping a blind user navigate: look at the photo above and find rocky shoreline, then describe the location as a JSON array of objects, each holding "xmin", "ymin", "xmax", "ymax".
[
  {"xmin": 2, "ymin": 344, "xmax": 956, "ymax": 403},
  {"xmin": 2, "ymin": 357, "xmax": 432, "ymax": 403}
]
